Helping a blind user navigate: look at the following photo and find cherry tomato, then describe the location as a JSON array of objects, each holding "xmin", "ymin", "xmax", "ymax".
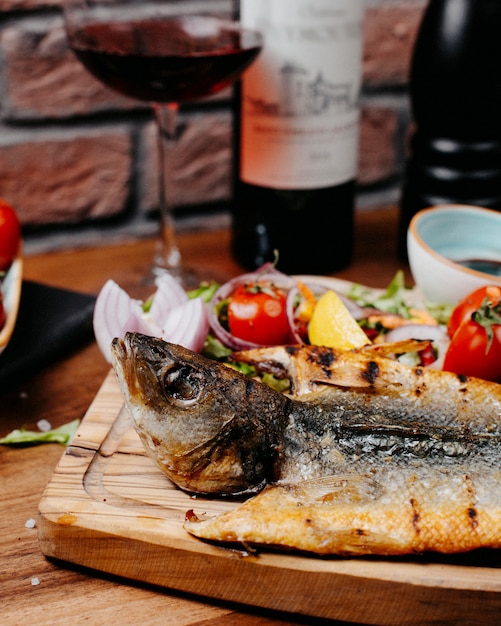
[
  {"xmin": 418, "ymin": 342, "xmax": 437, "ymax": 367},
  {"xmin": 227, "ymin": 281, "xmax": 291, "ymax": 345},
  {"xmin": 443, "ymin": 288, "xmax": 501, "ymax": 382},
  {"xmin": 443, "ymin": 319, "xmax": 501, "ymax": 382},
  {"xmin": 447, "ymin": 285, "xmax": 501, "ymax": 337},
  {"xmin": 0, "ymin": 200, "xmax": 21, "ymax": 271}
]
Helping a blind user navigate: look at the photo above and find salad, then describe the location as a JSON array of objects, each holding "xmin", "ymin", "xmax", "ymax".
[
  {"xmin": 204, "ymin": 265, "xmax": 448, "ymax": 365},
  {"xmin": 93, "ymin": 261, "xmax": 501, "ymax": 384},
  {"xmin": 92, "ymin": 260, "xmax": 501, "ymax": 384}
]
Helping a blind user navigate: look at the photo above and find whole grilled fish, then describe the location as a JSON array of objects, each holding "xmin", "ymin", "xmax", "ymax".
[{"xmin": 111, "ymin": 332, "xmax": 501, "ymax": 556}]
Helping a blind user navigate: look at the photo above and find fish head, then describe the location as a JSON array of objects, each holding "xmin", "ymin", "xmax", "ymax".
[{"xmin": 111, "ymin": 333, "xmax": 288, "ymax": 496}]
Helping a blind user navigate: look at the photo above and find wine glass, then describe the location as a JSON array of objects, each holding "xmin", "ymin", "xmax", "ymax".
[{"xmin": 62, "ymin": 0, "xmax": 262, "ymax": 286}]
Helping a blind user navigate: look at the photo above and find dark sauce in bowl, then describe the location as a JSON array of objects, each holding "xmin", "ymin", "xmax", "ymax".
[{"xmin": 456, "ymin": 259, "xmax": 501, "ymax": 277}]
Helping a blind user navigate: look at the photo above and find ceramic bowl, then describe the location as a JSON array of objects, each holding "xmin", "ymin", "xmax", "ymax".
[{"xmin": 407, "ymin": 205, "xmax": 501, "ymax": 305}]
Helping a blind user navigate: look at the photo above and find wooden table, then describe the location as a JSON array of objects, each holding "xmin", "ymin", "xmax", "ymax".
[{"xmin": 2, "ymin": 207, "xmax": 411, "ymax": 625}]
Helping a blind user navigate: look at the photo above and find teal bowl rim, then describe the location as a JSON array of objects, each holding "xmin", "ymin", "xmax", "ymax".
[{"xmin": 408, "ymin": 205, "xmax": 501, "ymax": 283}]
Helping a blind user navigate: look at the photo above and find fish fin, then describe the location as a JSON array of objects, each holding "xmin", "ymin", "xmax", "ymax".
[
  {"xmin": 233, "ymin": 345, "xmax": 379, "ymax": 393},
  {"xmin": 285, "ymin": 474, "xmax": 383, "ymax": 504},
  {"xmin": 360, "ymin": 339, "xmax": 432, "ymax": 358},
  {"xmin": 184, "ymin": 480, "xmax": 414, "ymax": 556}
]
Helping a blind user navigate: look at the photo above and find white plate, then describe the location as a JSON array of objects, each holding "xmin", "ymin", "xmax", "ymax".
[
  {"xmin": 294, "ymin": 274, "xmax": 424, "ymax": 308},
  {"xmin": 0, "ymin": 254, "xmax": 23, "ymax": 355}
]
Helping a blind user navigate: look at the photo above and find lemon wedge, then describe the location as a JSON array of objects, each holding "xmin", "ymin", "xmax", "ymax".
[{"xmin": 308, "ymin": 290, "xmax": 371, "ymax": 350}]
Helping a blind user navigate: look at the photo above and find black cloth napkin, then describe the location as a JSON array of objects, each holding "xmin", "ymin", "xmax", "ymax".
[{"xmin": 0, "ymin": 280, "xmax": 96, "ymax": 393}]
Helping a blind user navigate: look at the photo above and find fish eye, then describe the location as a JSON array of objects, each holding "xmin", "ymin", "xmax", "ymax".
[{"xmin": 162, "ymin": 364, "xmax": 206, "ymax": 407}]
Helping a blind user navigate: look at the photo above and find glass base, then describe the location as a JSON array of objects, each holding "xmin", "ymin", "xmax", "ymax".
[{"xmin": 150, "ymin": 263, "xmax": 201, "ymax": 290}]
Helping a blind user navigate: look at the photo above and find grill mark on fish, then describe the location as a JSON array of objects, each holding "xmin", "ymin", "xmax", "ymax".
[
  {"xmin": 111, "ymin": 334, "xmax": 501, "ymax": 556},
  {"xmin": 307, "ymin": 346, "xmax": 337, "ymax": 372},
  {"xmin": 464, "ymin": 474, "xmax": 479, "ymax": 531},
  {"xmin": 410, "ymin": 498, "xmax": 421, "ymax": 536},
  {"xmin": 362, "ymin": 360, "xmax": 379, "ymax": 386},
  {"xmin": 468, "ymin": 507, "xmax": 479, "ymax": 531}
]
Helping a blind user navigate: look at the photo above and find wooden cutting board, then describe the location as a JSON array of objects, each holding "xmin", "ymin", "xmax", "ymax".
[{"xmin": 38, "ymin": 371, "xmax": 501, "ymax": 624}]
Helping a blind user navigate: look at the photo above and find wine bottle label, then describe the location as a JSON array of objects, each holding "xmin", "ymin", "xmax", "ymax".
[{"xmin": 240, "ymin": 0, "xmax": 363, "ymax": 189}]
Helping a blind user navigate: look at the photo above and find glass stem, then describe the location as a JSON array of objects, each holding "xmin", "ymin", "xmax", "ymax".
[{"xmin": 153, "ymin": 102, "xmax": 182, "ymax": 273}]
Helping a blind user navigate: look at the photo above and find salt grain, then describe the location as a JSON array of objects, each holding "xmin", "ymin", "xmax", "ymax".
[
  {"xmin": 37, "ymin": 419, "xmax": 51, "ymax": 432},
  {"xmin": 25, "ymin": 518, "xmax": 36, "ymax": 529},
  {"xmin": 31, "ymin": 577, "xmax": 40, "ymax": 586}
]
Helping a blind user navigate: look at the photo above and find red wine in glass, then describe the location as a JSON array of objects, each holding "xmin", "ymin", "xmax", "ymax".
[
  {"xmin": 69, "ymin": 17, "xmax": 263, "ymax": 104},
  {"xmin": 64, "ymin": 10, "xmax": 262, "ymax": 284}
]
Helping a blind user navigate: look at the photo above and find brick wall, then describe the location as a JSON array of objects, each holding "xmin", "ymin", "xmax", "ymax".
[{"xmin": 0, "ymin": 0, "xmax": 426, "ymax": 256}]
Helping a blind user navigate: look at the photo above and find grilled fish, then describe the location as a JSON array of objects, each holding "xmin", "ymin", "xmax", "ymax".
[{"xmin": 111, "ymin": 333, "xmax": 501, "ymax": 556}]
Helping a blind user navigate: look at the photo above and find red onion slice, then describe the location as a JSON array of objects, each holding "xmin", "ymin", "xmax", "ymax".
[
  {"xmin": 122, "ymin": 310, "xmax": 160, "ymax": 338},
  {"xmin": 161, "ymin": 297, "xmax": 209, "ymax": 353},
  {"xmin": 93, "ymin": 277, "xmax": 210, "ymax": 362},
  {"xmin": 384, "ymin": 323, "xmax": 450, "ymax": 369},
  {"xmin": 384, "ymin": 323, "xmax": 447, "ymax": 343},
  {"xmin": 149, "ymin": 273, "xmax": 188, "ymax": 326},
  {"xmin": 285, "ymin": 282, "xmax": 328, "ymax": 343},
  {"xmin": 93, "ymin": 279, "xmax": 144, "ymax": 363}
]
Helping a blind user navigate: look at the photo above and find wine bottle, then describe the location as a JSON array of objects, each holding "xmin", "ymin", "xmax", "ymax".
[
  {"xmin": 398, "ymin": 0, "xmax": 501, "ymax": 258},
  {"xmin": 231, "ymin": 0, "xmax": 364, "ymax": 274}
]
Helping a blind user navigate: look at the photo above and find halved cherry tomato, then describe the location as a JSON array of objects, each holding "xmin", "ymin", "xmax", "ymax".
[
  {"xmin": 443, "ymin": 287, "xmax": 501, "ymax": 382},
  {"xmin": 447, "ymin": 285, "xmax": 501, "ymax": 337},
  {"xmin": 0, "ymin": 200, "xmax": 21, "ymax": 271},
  {"xmin": 227, "ymin": 281, "xmax": 290, "ymax": 345}
]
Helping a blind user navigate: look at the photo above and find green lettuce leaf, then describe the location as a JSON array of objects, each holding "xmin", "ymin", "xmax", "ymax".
[
  {"xmin": 348, "ymin": 270, "xmax": 414, "ymax": 317},
  {"xmin": 0, "ymin": 419, "xmax": 80, "ymax": 446}
]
